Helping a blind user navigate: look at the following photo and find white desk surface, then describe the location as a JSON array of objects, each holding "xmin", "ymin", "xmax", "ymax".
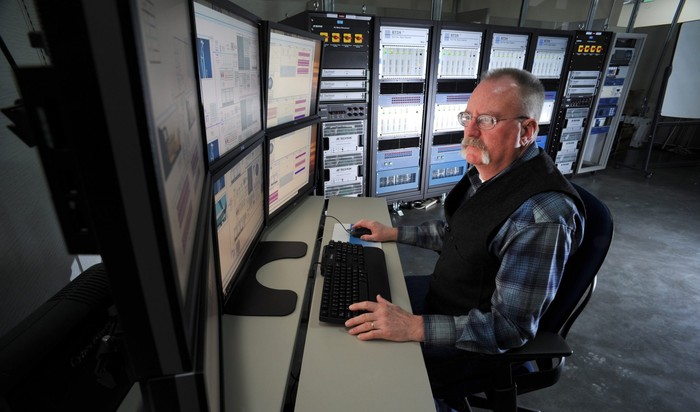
[
  {"xmin": 222, "ymin": 196, "xmax": 325, "ymax": 412},
  {"xmin": 294, "ymin": 196, "xmax": 434, "ymax": 411}
]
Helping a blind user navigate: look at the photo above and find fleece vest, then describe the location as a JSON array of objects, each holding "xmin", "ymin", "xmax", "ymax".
[{"xmin": 425, "ymin": 149, "xmax": 584, "ymax": 315}]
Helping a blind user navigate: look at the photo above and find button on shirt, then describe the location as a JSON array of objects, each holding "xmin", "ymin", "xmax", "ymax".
[{"xmin": 397, "ymin": 144, "xmax": 584, "ymax": 354}]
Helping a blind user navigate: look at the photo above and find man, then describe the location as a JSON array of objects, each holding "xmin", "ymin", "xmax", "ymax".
[{"xmin": 345, "ymin": 68, "xmax": 585, "ymax": 388}]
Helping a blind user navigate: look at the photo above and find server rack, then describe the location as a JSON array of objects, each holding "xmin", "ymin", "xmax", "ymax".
[
  {"xmin": 422, "ymin": 22, "xmax": 486, "ymax": 200},
  {"xmin": 548, "ymin": 31, "xmax": 613, "ymax": 176},
  {"xmin": 282, "ymin": 12, "xmax": 374, "ymax": 197},
  {"xmin": 577, "ymin": 33, "xmax": 646, "ymax": 174},
  {"xmin": 370, "ymin": 18, "xmax": 435, "ymax": 204},
  {"xmin": 525, "ymin": 29, "xmax": 575, "ymax": 153}
]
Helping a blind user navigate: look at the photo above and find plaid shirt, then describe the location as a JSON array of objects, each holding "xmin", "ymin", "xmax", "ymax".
[{"xmin": 397, "ymin": 144, "xmax": 584, "ymax": 354}]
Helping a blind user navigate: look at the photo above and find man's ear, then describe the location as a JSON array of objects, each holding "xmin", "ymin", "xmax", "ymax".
[{"xmin": 520, "ymin": 119, "xmax": 536, "ymax": 146}]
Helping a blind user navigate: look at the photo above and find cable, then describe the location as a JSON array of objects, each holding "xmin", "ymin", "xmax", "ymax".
[
  {"xmin": 323, "ymin": 213, "xmax": 351, "ymax": 234},
  {"xmin": 414, "ymin": 198, "xmax": 439, "ymax": 210}
]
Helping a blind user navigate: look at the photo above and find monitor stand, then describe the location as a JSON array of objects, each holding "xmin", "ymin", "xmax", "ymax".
[{"xmin": 224, "ymin": 240, "xmax": 307, "ymax": 316}]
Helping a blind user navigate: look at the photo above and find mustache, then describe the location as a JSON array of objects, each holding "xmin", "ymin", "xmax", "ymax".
[{"xmin": 462, "ymin": 138, "xmax": 487, "ymax": 151}]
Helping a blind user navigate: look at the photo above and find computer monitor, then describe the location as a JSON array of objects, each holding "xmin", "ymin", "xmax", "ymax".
[
  {"xmin": 488, "ymin": 32, "xmax": 529, "ymax": 71},
  {"xmin": 264, "ymin": 22, "xmax": 323, "ymax": 131},
  {"xmin": 211, "ymin": 135, "xmax": 305, "ymax": 316},
  {"xmin": 17, "ymin": 0, "xmax": 217, "ymax": 405},
  {"xmin": 212, "ymin": 136, "xmax": 266, "ymax": 300},
  {"xmin": 266, "ymin": 120, "xmax": 320, "ymax": 223},
  {"xmin": 539, "ymin": 91, "xmax": 557, "ymax": 125},
  {"xmin": 437, "ymin": 29, "xmax": 482, "ymax": 80},
  {"xmin": 192, "ymin": 1, "xmax": 264, "ymax": 165},
  {"xmin": 531, "ymin": 35, "xmax": 569, "ymax": 79}
]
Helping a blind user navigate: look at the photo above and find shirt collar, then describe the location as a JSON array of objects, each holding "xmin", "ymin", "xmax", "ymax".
[{"xmin": 466, "ymin": 143, "xmax": 539, "ymax": 191}]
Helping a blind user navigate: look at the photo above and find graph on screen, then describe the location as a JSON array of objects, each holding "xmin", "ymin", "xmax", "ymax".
[
  {"xmin": 488, "ymin": 33, "xmax": 528, "ymax": 70},
  {"xmin": 532, "ymin": 36, "xmax": 568, "ymax": 79},
  {"xmin": 213, "ymin": 142, "xmax": 265, "ymax": 293},
  {"xmin": 437, "ymin": 29, "xmax": 482, "ymax": 79},
  {"xmin": 266, "ymin": 28, "xmax": 320, "ymax": 128},
  {"xmin": 267, "ymin": 124, "xmax": 318, "ymax": 217},
  {"xmin": 193, "ymin": 2, "xmax": 263, "ymax": 163}
]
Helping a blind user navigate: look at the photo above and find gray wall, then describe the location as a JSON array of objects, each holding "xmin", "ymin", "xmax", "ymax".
[{"xmin": 0, "ymin": 1, "xmax": 74, "ymax": 337}]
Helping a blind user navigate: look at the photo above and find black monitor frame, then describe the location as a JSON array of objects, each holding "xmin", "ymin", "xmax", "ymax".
[
  {"xmin": 262, "ymin": 21, "xmax": 324, "ymax": 134},
  {"xmin": 209, "ymin": 135, "xmax": 305, "ymax": 317},
  {"xmin": 210, "ymin": 135, "xmax": 267, "ymax": 304},
  {"xmin": 525, "ymin": 29, "xmax": 574, "ymax": 81},
  {"xmin": 15, "ymin": 3, "xmax": 226, "ymax": 409},
  {"xmin": 265, "ymin": 116, "xmax": 321, "ymax": 225},
  {"xmin": 191, "ymin": 0, "xmax": 267, "ymax": 172}
]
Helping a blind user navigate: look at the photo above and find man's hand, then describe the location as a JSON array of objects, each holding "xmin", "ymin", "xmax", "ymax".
[
  {"xmin": 345, "ymin": 295, "xmax": 424, "ymax": 342},
  {"xmin": 352, "ymin": 219, "xmax": 398, "ymax": 242}
]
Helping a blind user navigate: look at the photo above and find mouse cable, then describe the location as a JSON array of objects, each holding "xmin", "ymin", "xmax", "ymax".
[{"xmin": 323, "ymin": 213, "xmax": 351, "ymax": 233}]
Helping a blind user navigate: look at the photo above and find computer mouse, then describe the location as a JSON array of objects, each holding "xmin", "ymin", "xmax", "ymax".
[{"xmin": 350, "ymin": 227, "xmax": 372, "ymax": 238}]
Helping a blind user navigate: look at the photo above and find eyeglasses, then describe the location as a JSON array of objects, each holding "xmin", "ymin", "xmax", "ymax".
[{"xmin": 457, "ymin": 112, "xmax": 529, "ymax": 130}]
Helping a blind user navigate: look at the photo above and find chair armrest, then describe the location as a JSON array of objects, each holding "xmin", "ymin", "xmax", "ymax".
[{"xmin": 483, "ymin": 332, "xmax": 572, "ymax": 363}]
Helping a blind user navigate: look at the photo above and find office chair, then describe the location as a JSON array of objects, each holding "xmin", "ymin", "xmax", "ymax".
[{"xmin": 433, "ymin": 183, "xmax": 614, "ymax": 412}]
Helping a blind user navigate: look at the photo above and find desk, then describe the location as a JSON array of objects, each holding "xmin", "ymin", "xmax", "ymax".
[
  {"xmin": 222, "ymin": 196, "xmax": 434, "ymax": 412},
  {"xmin": 294, "ymin": 197, "xmax": 434, "ymax": 411},
  {"xmin": 222, "ymin": 196, "xmax": 324, "ymax": 412}
]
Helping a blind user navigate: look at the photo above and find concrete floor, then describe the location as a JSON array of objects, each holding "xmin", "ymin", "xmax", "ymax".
[{"xmin": 389, "ymin": 157, "xmax": 700, "ymax": 411}]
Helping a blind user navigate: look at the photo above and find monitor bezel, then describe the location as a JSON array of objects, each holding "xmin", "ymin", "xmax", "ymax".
[
  {"xmin": 265, "ymin": 117, "xmax": 321, "ymax": 225},
  {"xmin": 262, "ymin": 20, "xmax": 324, "ymax": 134},
  {"xmin": 538, "ymin": 90, "xmax": 558, "ymax": 126},
  {"xmin": 528, "ymin": 31, "xmax": 573, "ymax": 80},
  {"xmin": 209, "ymin": 134, "xmax": 268, "ymax": 303},
  {"xmin": 191, "ymin": 0, "xmax": 266, "ymax": 171}
]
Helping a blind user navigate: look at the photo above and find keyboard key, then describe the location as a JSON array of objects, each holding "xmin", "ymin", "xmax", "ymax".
[{"xmin": 319, "ymin": 240, "xmax": 391, "ymax": 324}]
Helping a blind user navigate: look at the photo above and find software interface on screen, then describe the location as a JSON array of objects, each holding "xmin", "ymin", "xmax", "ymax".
[
  {"xmin": 213, "ymin": 142, "xmax": 265, "ymax": 293},
  {"xmin": 488, "ymin": 33, "xmax": 529, "ymax": 70},
  {"xmin": 134, "ymin": 0, "xmax": 205, "ymax": 305},
  {"xmin": 539, "ymin": 91, "xmax": 557, "ymax": 125},
  {"xmin": 193, "ymin": 3, "xmax": 263, "ymax": 163},
  {"xmin": 268, "ymin": 124, "xmax": 317, "ymax": 216},
  {"xmin": 266, "ymin": 28, "xmax": 320, "ymax": 128},
  {"xmin": 532, "ymin": 36, "xmax": 568, "ymax": 79},
  {"xmin": 437, "ymin": 29, "xmax": 482, "ymax": 79}
]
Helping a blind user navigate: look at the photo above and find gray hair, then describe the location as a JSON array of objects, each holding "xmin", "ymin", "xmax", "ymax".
[{"xmin": 481, "ymin": 68, "xmax": 545, "ymax": 121}]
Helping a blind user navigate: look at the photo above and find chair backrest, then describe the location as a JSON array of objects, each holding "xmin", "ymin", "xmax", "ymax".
[{"xmin": 537, "ymin": 183, "xmax": 614, "ymax": 338}]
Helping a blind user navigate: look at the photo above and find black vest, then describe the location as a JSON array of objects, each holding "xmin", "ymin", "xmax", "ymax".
[{"xmin": 425, "ymin": 149, "xmax": 584, "ymax": 315}]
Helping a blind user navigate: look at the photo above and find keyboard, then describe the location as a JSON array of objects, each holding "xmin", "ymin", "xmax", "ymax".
[{"xmin": 319, "ymin": 240, "xmax": 391, "ymax": 324}]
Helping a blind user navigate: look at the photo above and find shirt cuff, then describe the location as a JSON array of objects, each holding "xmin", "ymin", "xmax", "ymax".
[
  {"xmin": 397, "ymin": 226, "xmax": 418, "ymax": 245},
  {"xmin": 422, "ymin": 314, "xmax": 458, "ymax": 346}
]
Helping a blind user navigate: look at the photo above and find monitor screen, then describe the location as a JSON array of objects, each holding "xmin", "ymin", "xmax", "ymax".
[
  {"xmin": 434, "ymin": 93, "xmax": 471, "ymax": 132},
  {"xmin": 212, "ymin": 137, "xmax": 266, "ymax": 296},
  {"xmin": 267, "ymin": 122, "xmax": 319, "ymax": 221},
  {"xmin": 488, "ymin": 32, "xmax": 529, "ymax": 70},
  {"xmin": 193, "ymin": 1, "xmax": 264, "ymax": 164},
  {"xmin": 532, "ymin": 36, "xmax": 568, "ymax": 79},
  {"xmin": 536, "ymin": 134, "xmax": 548, "ymax": 149},
  {"xmin": 265, "ymin": 23, "xmax": 322, "ymax": 130},
  {"xmin": 133, "ymin": 0, "xmax": 207, "ymax": 309},
  {"xmin": 539, "ymin": 91, "xmax": 557, "ymax": 125},
  {"xmin": 437, "ymin": 29, "xmax": 482, "ymax": 80}
]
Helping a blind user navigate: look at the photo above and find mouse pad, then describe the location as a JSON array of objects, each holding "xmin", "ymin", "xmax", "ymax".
[{"xmin": 332, "ymin": 223, "xmax": 382, "ymax": 248}]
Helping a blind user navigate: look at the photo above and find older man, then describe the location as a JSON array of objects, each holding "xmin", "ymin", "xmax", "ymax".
[{"xmin": 346, "ymin": 68, "xmax": 585, "ymax": 388}]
